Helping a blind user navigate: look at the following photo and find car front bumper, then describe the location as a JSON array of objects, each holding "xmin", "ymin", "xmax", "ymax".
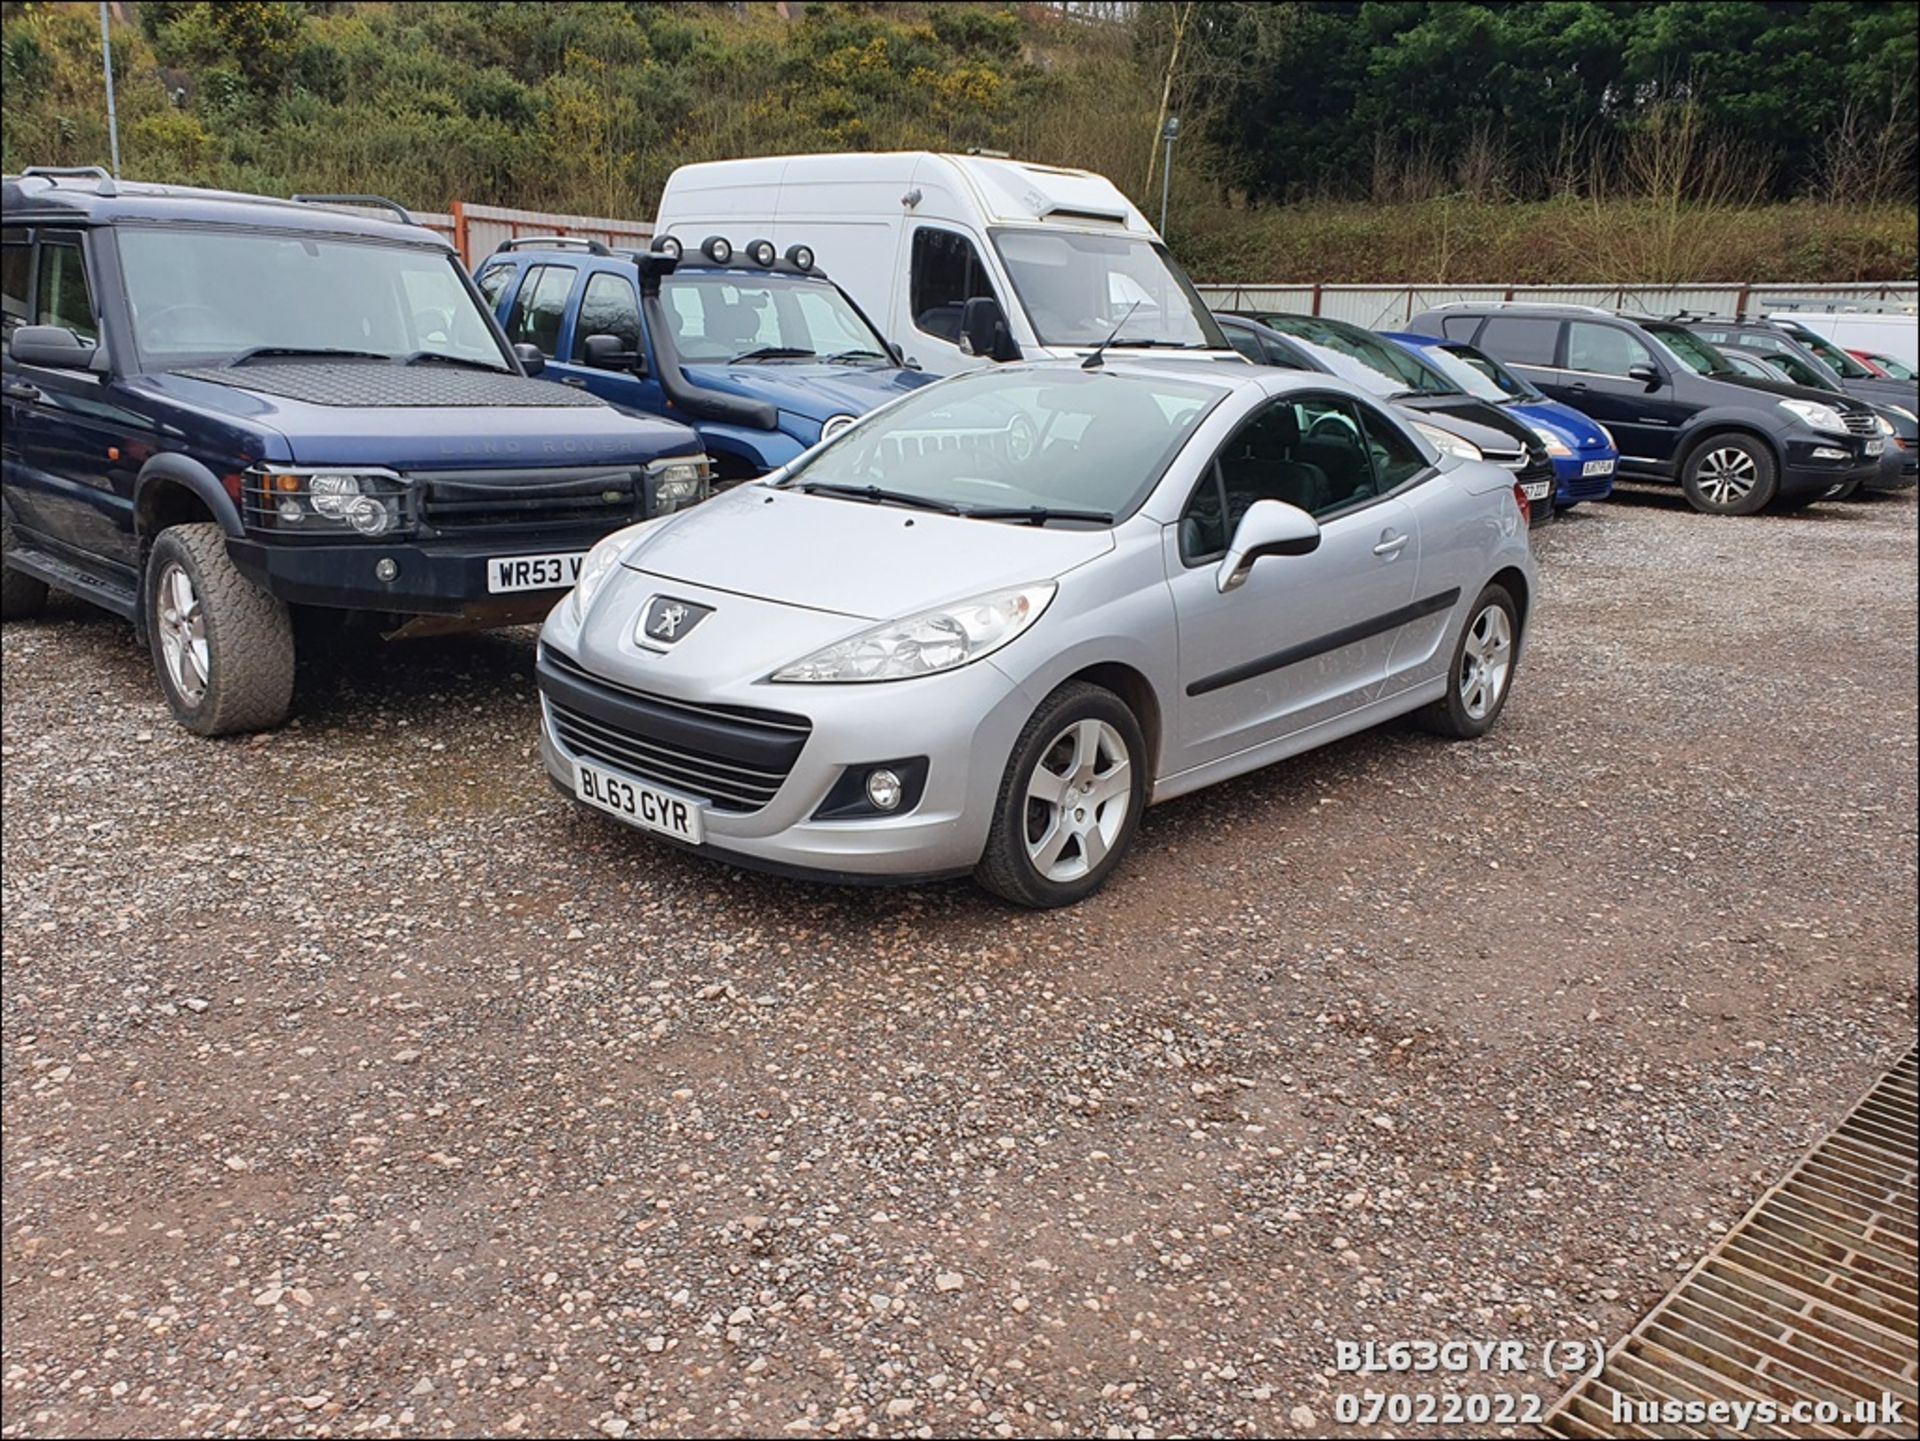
[
  {"xmin": 1866, "ymin": 440, "xmax": 1917, "ymax": 492},
  {"xmin": 535, "ymin": 635, "xmax": 1035, "ymax": 880},
  {"xmin": 1550, "ymin": 456, "xmax": 1617, "ymax": 505},
  {"xmin": 1779, "ymin": 435, "xmax": 1883, "ymax": 497}
]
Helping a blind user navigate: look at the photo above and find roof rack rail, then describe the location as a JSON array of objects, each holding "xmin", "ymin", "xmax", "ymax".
[
  {"xmin": 494, "ymin": 235, "xmax": 612, "ymax": 256},
  {"xmin": 1431, "ymin": 299, "xmax": 1615, "ymax": 314},
  {"xmin": 290, "ymin": 193, "xmax": 414, "ymax": 224},
  {"xmin": 21, "ymin": 165, "xmax": 117, "ymax": 197}
]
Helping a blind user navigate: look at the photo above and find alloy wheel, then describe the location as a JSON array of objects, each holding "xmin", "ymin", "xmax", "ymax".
[
  {"xmin": 1696, "ymin": 447, "xmax": 1759, "ymax": 507},
  {"xmin": 155, "ymin": 562, "xmax": 210, "ymax": 703},
  {"xmin": 1458, "ymin": 604, "xmax": 1513, "ymax": 721},
  {"xmin": 1022, "ymin": 718, "xmax": 1132, "ymax": 883}
]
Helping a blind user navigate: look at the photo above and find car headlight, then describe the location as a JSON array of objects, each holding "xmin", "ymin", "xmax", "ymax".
[
  {"xmin": 1777, "ymin": 398, "xmax": 1847, "ymax": 435},
  {"xmin": 571, "ymin": 521, "xmax": 655, "ymax": 621},
  {"xmin": 1410, "ymin": 420, "xmax": 1483, "ymax": 462},
  {"xmin": 644, "ymin": 455, "xmax": 712, "ymax": 515},
  {"xmin": 820, "ymin": 413, "xmax": 859, "ymax": 443},
  {"xmin": 1526, "ymin": 424, "xmax": 1573, "ymax": 458},
  {"xmin": 1875, "ymin": 414, "xmax": 1896, "ymax": 436},
  {"xmin": 248, "ymin": 467, "xmax": 410, "ymax": 537},
  {"xmin": 770, "ymin": 582, "xmax": 1056, "ymax": 683}
]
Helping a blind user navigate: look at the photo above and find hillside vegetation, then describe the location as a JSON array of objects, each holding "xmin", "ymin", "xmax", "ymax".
[{"xmin": 1, "ymin": 0, "xmax": 1914, "ymax": 283}]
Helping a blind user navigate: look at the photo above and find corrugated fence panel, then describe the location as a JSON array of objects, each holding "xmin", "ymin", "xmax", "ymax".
[
  {"xmin": 1197, "ymin": 280, "xmax": 1918, "ymax": 324},
  {"xmin": 454, "ymin": 202, "xmax": 652, "ymax": 264}
]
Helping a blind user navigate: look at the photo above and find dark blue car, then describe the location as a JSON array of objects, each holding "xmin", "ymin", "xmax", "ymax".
[
  {"xmin": 1380, "ymin": 332, "xmax": 1619, "ymax": 507},
  {"xmin": 474, "ymin": 236, "xmax": 935, "ymax": 482},
  {"xmin": 2, "ymin": 169, "xmax": 709, "ymax": 735}
]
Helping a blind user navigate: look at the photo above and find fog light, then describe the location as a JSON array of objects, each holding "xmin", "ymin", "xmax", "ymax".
[
  {"xmin": 277, "ymin": 498, "xmax": 304, "ymax": 524},
  {"xmin": 1812, "ymin": 446, "xmax": 1847, "ymax": 460},
  {"xmin": 375, "ymin": 557, "xmax": 399, "ymax": 582},
  {"xmin": 865, "ymin": 768, "xmax": 904, "ymax": 812}
]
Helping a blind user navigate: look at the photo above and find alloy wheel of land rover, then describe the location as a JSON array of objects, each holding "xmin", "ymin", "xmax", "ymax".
[{"xmin": 143, "ymin": 524, "xmax": 297, "ymax": 736}]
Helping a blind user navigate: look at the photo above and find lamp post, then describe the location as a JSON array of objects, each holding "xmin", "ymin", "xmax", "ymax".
[
  {"xmin": 1159, "ymin": 116, "xmax": 1180, "ymax": 237},
  {"xmin": 99, "ymin": 1, "xmax": 121, "ymax": 176}
]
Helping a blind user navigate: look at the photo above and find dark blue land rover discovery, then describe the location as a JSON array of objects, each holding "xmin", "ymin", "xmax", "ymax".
[{"xmin": 1, "ymin": 169, "xmax": 711, "ymax": 735}]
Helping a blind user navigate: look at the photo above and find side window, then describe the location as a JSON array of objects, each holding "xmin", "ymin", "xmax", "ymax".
[
  {"xmin": 503, "ymin": 263, "xmax": 575, "ymax": 356},
  {"xmin": 1440, "ymin": 315, "xmax": 1481, "ymax": 342},
  {"xmin": 36, "ymin": 238, "xmax": 97, "ymax": 342},
  {"xmin": 574, "ymin": 271, "xmax": 641, "ymax": 359},
  {"xmin": 1478, "ymin": 316, "xmax": 1559, "ymax": 366},
  {"xmin": 475, "ymin": 263, "xmax": 514, "ymax": 310},
  {"xmin": 910, "ymin": 227, "xmax": 995, "ymax": 343},
  {"xmin": 1260, "ymin": 336, "xmax": 1311, "ymax": 370},
  {"xmin": 1223, "ymin": 327, "xmax": 1264, "ymax": 363},
  {"xmin": 1356, "ymin": 401, "xmax": 1429, "ymax": 491},
  {"xmin": 1, "ymin": 237, "xmax": 28, "ymax": 337},
  {"xmin": 1566, "ymin": 321, "xmax": 1652, "ymax": 377},
  {"xmin": 1181, "ymin": 392, "xmax": 1380, "ymax": 562}
]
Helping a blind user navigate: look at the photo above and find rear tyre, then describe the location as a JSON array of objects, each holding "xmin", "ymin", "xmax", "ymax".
[
  {"xmin": 144, "ymin": 523, "xmax": 296, "ymax": 736},
  {"xmin": 1417, "ymin": 583, "xmax": 1519, "ymax": 740},
  {"xmin": 975, "ymin": 682, "xmax": 1147, "ymax": 909},
  {"xmin": 1, "ymin": 514, "xmax": 49, "ymax": 620},
  {"xmin": 1680, "ymin": 433, "xmax": 1777, "ymax": 515}
]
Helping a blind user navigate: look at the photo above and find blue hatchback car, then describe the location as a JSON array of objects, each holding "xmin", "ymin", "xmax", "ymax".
[
  {"xmin": 475, "ymin": 236, "xmax": 934, "ymax": 482},
  {"xmin": 1380, "ymin": 332, "xmax": 1619, "ymax": 506}
]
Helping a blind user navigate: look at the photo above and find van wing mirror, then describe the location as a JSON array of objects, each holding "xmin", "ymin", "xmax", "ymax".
[
  {"xmin": 1627, "ymin": 362, "xmax": 1662, "ymax": 387},
  {"xmin": 959, "ymin": 296, "xmax": 1020, "ymax": 363},
  {"xmin": 1217, "ymin": 499, "xmax": 1321, "ymax": 593},
  {"xmin": 9, "ymin": 324, "xmax": 99, "ymax": 371},
  {"xmin": 511, "ymin": 342, "xmax": 546, "ymax": 378}
]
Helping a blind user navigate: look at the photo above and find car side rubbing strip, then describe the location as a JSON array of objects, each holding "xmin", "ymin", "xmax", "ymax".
[{"xmin": 1186, "ymin": 588, "xmax": 1463, "ymax": 698}]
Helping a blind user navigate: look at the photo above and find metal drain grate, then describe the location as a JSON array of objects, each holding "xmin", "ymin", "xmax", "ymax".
[{"xmin": 1544, "ymin": 1049, "xmax": 1918, "ymax": 1439}]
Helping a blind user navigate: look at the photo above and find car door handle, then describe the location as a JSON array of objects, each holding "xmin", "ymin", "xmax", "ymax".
[
  {"xmin": 2, "ymin": 381, "xmax": 40, "ymax": 402},
  {"xmin": 1373, "ymin": 532, "xmax": 1410, "ymax": 557},
  {"xmin": 1566, "ymin": 379, "xmax": 1589, "ymax": 391}
]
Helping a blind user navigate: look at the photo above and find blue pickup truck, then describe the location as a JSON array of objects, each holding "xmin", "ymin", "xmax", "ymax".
[
  {"xmin": 473, "ymin": 234, "xmax": 934, "ymax": 481},
  {"xmin": 2, "ymin": 170, "xmax": 710, "ymax": 735}
]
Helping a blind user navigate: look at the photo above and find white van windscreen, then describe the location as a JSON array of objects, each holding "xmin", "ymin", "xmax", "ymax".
[{"xmin": 990, "ymin": 230, "xmax": 1225, "ymax": 351}]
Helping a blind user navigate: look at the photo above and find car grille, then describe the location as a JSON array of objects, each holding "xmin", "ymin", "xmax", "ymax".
[
  {"xmin": 411, "ymin": 465, "xmax": 644, "ymax": 534},
  {"xmin": 538, "ymin": 647, "xmax": 810, "ymax": 815},
  {"xmin": 1841, "ymin": 409, "xmax": 1877, "ymax": 437}
]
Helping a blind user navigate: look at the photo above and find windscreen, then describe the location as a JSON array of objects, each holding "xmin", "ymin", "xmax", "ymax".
[
  {"xmin": 991, "ymin": 230, "xmax": 1225, "ymax": 350},
  {"xmin": 1405, "ymin": 343, "xmax": 1519, "ymax": 402},
  {"xmin": 661, "ymin": 273, "xmax": 889, "ymax": 364},
  {"xmin": 1257, "ymin": 315, "xmax": 1456, "ymax": 396},
  {"xmin": 1785, "ymin": 325, "xmax": 1877, "ymax": 380},
  {"xmin": 783, "ymin": 367, "xmax": 1227, "ymax": 522},
  {"xmin": 1439, "ymin": 342, "xmax": 1539, "ymax": 400},
  {"xmin": 117, "ymin": 227, "xmax": 506, "ymax": 368}
]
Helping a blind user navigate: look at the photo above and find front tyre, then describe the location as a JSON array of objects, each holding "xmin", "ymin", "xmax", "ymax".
[
  {"xmin": 1417, "ymin": 583, "xmax": 1520, "ymax": 740},
  {"xmin": 1680, "ymin": 433, "xmax": 1777, "ymax": 515},
  {"xmin": 975, "ymin": 682, "xmax": 1147, "ymax": 908},
  {"xmin": 144, "ymin": 523, "xmax": 296, "ymax": 736}
]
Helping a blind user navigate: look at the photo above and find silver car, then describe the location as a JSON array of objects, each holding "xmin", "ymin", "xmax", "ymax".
[{"xmin": 536, "ymin": 359, "xmax": 1536, "ymax": 907}]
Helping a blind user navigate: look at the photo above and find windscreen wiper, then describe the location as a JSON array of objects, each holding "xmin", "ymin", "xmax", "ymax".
[
  {"xmin": 1103, "ymin": 338, "xmax": 1207, "ymax": 349},
  {"xmin": 404, "ymin": 350, "xmax": 510, "ymax": 372},
  {"xmin": 963, "ymin": 505, "xmax": 1114, "ymax": 526},
  {"xmin": 729, "ymin": 346, "xmax": 816, "ymax": 363},
  {"xmin": 796, "ymin": 482, "xmax": 963, "ymax": 514},
  {"xmin": 227, "ymin": 345, "xmax": 392, "ymax": 366},
  {"xmin": 822, "ymin": 348, "xmax": 890, "ymax": 364}
]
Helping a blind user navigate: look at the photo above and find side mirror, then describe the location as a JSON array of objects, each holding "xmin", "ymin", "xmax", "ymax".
[
  {"xmin": 959, "ymin": 296, "xmax": 1020, "ymax": 363},
  {"xmin": 512, "ymin": 342, "xmax": 545, "ymax": 378},
  {"xmin": 1627, "ymin": 362, "xmax": 1662, "ymax": 388},
  {"xmin": 1217, "ymin": 499, "xmax": 1321, "ymax": 593},
  {"xmin": 581, "ymin": 334, "xmax": 642, "ymax": 373},
  {"xmin": 10, "ymin": 325, "xmax": 99, "ymax": 371}
]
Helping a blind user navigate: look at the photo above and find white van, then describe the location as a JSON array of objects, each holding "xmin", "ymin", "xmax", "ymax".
[
  {"xmin": 1764, "ymin": 310, "xmax": 1919, "ymax": 370},
  {"xmin": 653, "ymin": 151, "xmax": 1237, "ymax": 375}
]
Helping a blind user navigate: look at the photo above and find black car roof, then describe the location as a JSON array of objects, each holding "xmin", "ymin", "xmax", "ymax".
[{"xmin": 1, "ymin": 172, "xmax": 449, "ymax": 249}]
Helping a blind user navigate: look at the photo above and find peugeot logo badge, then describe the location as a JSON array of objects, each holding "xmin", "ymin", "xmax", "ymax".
[{"xmin": 636, "ymin": 595, "xmax": 713, "ymax": 650}]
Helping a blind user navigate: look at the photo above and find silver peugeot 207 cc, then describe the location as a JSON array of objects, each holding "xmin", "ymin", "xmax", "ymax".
[{"xmin": 536, "ymin": 358, "xmax": 1537, "ymax": 907}]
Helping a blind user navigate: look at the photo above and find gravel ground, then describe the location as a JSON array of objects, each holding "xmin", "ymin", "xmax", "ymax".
[{"xmin": 4, "ymin": 486, "xmax": 1916, "ymax": 1440}]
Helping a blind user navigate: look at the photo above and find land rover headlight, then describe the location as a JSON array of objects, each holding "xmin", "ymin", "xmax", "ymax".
[
  {"xmin": 249, "ymin": 467, "xmax": 410, "ymax": 537},
  {"xmin": 771, "ymin": 583, "xmax": 1056, "ymax": 683},
  {"xmin": 644, "ymin": 455, "xmax": 712, "ymax": 515},
  {"xmin": 1410, "ymin": 420, "xmax": 1483, "ymax": 462},
  {"xmin": 1526, "ymin": 424, "xmax": 1573, "ymax": 458},
  {"xmin": 1777, "ymin": 398, "xmax": 1847, "ymax": 435}
]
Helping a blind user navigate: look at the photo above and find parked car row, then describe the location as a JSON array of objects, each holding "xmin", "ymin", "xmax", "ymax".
[{"xmin": 2, "ymin": 153, "xmax": 1911, "ymax": 906}]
